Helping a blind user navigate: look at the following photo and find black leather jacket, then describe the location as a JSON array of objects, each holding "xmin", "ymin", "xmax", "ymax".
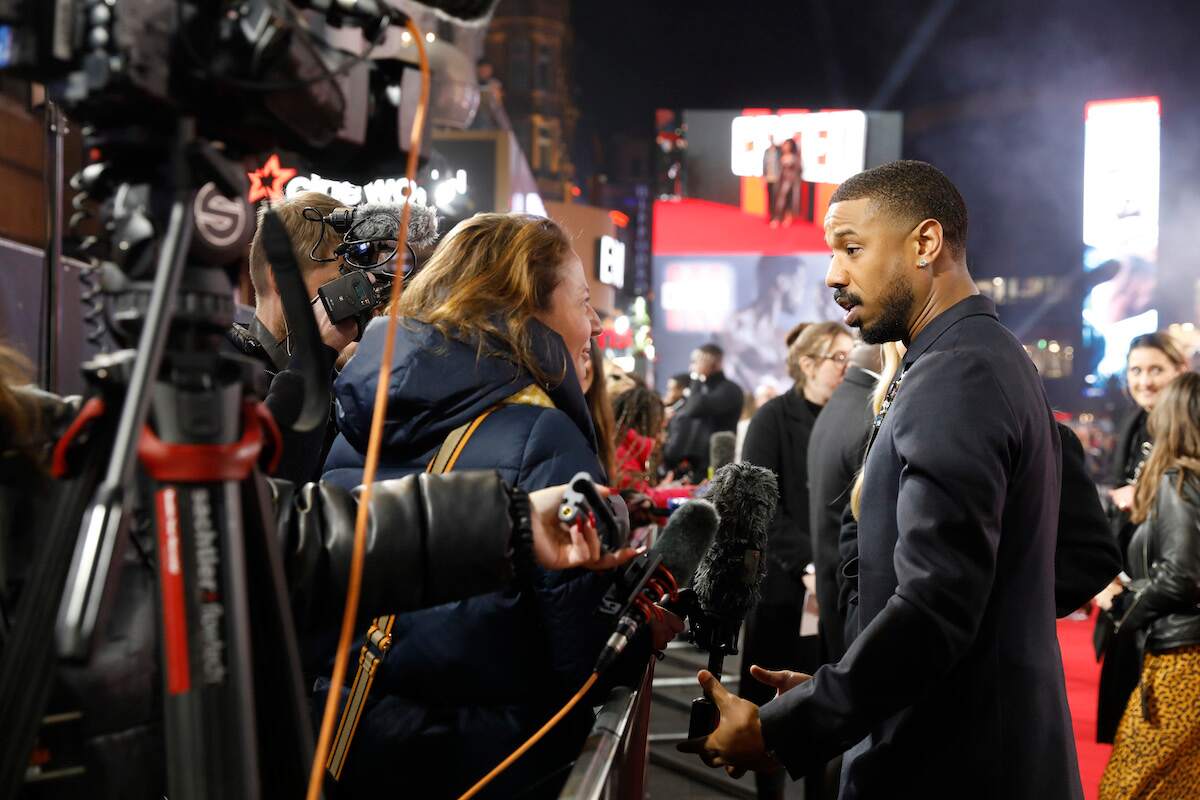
[{"xmin": 1116, "ymin": 470, "xmax": 1200, "ymax": 652}]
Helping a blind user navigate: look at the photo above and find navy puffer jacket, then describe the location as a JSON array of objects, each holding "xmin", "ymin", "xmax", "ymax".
[{"xmin": 317, "ymin": 317, "xmax": 615, "ymax": 799}]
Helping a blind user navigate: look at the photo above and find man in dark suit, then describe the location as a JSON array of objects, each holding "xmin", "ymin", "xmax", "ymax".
[
  {"xmin": 679, "ymin": 160, "xmax": 1083, "ymax": 798},
  {"xmin": 807, "ymin": 344, "xmax": 881, "ymax": 663},
  {"xmin": 663, "ymin": 343, "xmax": 744, "ymax": 481}
]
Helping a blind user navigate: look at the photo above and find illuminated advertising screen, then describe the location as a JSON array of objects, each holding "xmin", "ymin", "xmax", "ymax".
[
  {"xmin": 651, "ymin": 107, "xmax": 899, "ymax": 392},
  {"xmin": 1081, "ymin": 97, "xmax": 1161, "ymax": 381}
]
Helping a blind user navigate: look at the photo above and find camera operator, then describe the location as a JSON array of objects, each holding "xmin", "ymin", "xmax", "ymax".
[{"xmin": 227, "ymin": 191, "xmax": 366, "ymax": 485}]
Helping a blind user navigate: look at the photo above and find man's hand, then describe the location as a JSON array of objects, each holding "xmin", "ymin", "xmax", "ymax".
[
  {"xmin": 528, "ymin": 484, "xmax": 642, "ymax": 571},
  {"xmin": 1094, "ymin": 578, "xmax": 1126, "ymax": 611},
  {"xmin": 676, "ymin": 670, "xmax": 781, "ymax": 775},
  {"xmin": 648, "ymin": 607, "xmax": 685, "ymax": 651},
  {"xmin": 750, "ymin": 665, "xmax": 811, "ymax": 698},
  {"xmin": 310, "ymin": 295, "xmax": 359, "ymax": 353}
]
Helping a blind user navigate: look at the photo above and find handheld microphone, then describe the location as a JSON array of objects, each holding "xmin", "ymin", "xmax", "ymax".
[
  {"xmin": 686, "ymin": 462, "xmax": 777, "ymax": 738},
  {"xmin": 558, "ymin": 472, "xmax": 627, "ymax": 549},
  {"xmin": 593, "ymin": 499, "xmax": 719, "ymax": 674}
]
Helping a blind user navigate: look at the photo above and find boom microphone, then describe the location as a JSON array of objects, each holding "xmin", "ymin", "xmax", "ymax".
[
  {"xmin": 324, "ymin": 201, "xmax": 441, "ymax": 249},
  {"xmin": 687, "ymin": 462, "xmax": 777, "ymax": 738},
  {"xmin": 593, "ymin": 499, "xmax": 719, "ymax": 673}
]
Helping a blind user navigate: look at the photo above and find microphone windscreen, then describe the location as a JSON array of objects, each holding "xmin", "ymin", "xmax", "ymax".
[
  {"xmin": 347, "ymin": 202, "xmax": 440, "ymax": 249},
  {"xmin": 692, "ymin": 462, "xmax": 778, "ymax": 619},
  {"xmin": 652, "ymin": 499, "xmax": 719, "ymax": 588},
  {"xmin": 709, "ymin": 430, "xmax": 736, "ymax": 472}
]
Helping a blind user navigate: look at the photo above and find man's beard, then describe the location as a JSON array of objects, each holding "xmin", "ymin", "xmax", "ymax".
[{"xmin": 856, "ymin": 271, "xmax": 915, "ymax": 345}]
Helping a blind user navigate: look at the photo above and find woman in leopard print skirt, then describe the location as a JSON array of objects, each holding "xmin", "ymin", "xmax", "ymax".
[{"xmin": 1100, "ymin": 371, "xmax": 1200, "ymax": 800}]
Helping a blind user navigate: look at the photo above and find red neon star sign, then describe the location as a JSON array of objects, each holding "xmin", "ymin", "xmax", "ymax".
[{"xmin": 246, "ymin": 154, "xmax": 297, "ymax": 203}]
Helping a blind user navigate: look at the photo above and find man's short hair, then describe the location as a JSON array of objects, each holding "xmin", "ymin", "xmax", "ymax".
[
  {"xmin": 830, "ymin": 160, "xmax": 968, "ymax": 258},
  {"xmin": 248, "ymin": 191, "xmax": 346, "ymax": 299},
  {"xmin": 670, "ymin": 372, "xmax": 691, "ymax": 386},
  {"xmin": 698, "ymin": 343, "xmax": 724, "ymax": 360}
]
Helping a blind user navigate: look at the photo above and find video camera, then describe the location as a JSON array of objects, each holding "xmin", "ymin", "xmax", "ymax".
[
  {"xmin": 0, "ymin": 0, "xmax": 420, "ymax": 160},
  {"xmin": 305, "ymin": 199, "xmax": 441, "ymax": 335}
]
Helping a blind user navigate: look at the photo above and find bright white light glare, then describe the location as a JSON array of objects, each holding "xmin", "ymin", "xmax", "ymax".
[
  {"xmin": 425, "ymin": 32, "xmax": 436, "ymax": 43},
  {"xmin": 430, "ymin": 169, "xmax": 439, "ymax": 180},
  {"xmin": 613, "ymin": 315, "xmax": 630, "ymax": 335},
  {"xmin": 1082, "ymin": 96, "xmax": 1161, "ymax": 380},
  {"xmin": 730, "ymin": 111, "xmax": 867, "ymax": 184},
  {"xmin": 1083, "ymin": 97, "xmax": 1160, "ymax": 253},
  {"xmin": 433, "ymin": 180, "xmax": 458, "ymax": 209},
  {"xmin": 456, "ymin": 169, "xmax": 468, "ymax": 193},
  {"xmin": 644, "ymin": 344, "xmax": 656, "ymax": 360},
  {"xmin": 400, "ymin": 31, "xmax": 412, "ymax": 43},
  {"xmin": 524, "ymin": 193, "xmax": 546, "ymax": 217},
  {"xmin": 385, "ymin": 84, "xmax": 402, "ymax": 107},
  {"xmin": 613, "ymin": 356, "xmax": 636, "ymax": 374},
  {"xmin": 598, "ymin": 235, "xmax": 626, "ymax": 289}
]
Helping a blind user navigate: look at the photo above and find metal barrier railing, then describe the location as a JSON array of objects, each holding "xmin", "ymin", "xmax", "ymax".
[{"xmin": 558, "ymin": 660, "xmax": 655, "ymax": 800}]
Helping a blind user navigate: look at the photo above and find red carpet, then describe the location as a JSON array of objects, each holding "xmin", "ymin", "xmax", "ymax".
[{"xmin": 1058, "ymin": 614, "xmax": 1112, "ymax": 800}]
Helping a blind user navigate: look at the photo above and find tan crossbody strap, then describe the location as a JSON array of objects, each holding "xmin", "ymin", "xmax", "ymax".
[{"xmin": 327, "ymin": 384, "xmax": 552, "ymax": 780}]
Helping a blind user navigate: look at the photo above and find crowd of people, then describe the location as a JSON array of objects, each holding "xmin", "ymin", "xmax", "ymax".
[{"xmin": 2, "ymin": 160, "xmax": 1198, "ymax": 800}]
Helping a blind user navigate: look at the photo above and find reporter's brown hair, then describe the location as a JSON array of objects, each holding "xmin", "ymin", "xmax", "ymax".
[{"xmin": 398, "ymin": 213, "xmax": 573, "ymax": 387}]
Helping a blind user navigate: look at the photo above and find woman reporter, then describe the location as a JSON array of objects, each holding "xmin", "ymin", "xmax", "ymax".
[{"xmin": 319, "ymin": 213, "xmax": 656, "ymax": 798}]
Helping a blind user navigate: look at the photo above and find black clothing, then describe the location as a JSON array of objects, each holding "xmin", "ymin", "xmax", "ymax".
[
  {"xmin": 839, "ymin": 422, "xmax": 1123, "ymax": 627},
  {"xmin": 741, "ymin": 388, "xmax": 820, "ymax": 606},
  {"xmin": 275, "ymin": 472, "xmax": 532, "ymax": 635},
  {"xmin": 1053, "ymin": 423, "xmax": 1124, "ymax": 616},
  {"xmin": 663, "ymin": 370, "xmax": 743, "ymax": 480},
  {"xmin": 1111, "ymin": 408, "xmax": 1151, "ymax": 489},
  {"xmin": 760, "ymin": 295, "xmax": 1081, "ymax": 799},
  {"xmin": 740, "ymin": 387, "xmax": 823, "ymax": 800},
  {"xmin": 1115, "ymin": 471, "xmax": 1200, "ymax": 652},
  {"xmin": 226, "ymin": 317, "xmax": 336, "ymax": 486},
  {"xmin": 1096, "ymin": 406, "xmax": 1151, "ymax": 742},
  {"xmin": 807, "ymin": 366, "xmax": 875, "ymax": 661}
]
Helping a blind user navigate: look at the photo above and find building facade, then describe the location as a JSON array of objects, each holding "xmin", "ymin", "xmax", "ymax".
[{"xmin": 484, "ymin": 0, "xmax": 578, "ymax": 202}]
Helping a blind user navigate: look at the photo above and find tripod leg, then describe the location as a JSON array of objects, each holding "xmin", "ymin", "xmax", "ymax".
[
  {"xmin": 241, "ymin": 469, "xmax": 316, "ymax": 797},
  {"xmin": 0, "ymin": 413, "xmax": 115, "ymax": 798}
]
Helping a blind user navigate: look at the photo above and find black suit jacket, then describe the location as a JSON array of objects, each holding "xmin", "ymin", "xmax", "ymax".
[
  {"xmin": 760, "ymin": 296, "xmax": 1082, "ymax": 800},
  {"xmin": 806, "ymin": 365, "xmax": 875, "ymax": 660},
  {"xmin": 839, "ymin": 421, "xmax": 1123, "ymax": 632},
  {"xmin": 741, "ymin": 388, "xmax": 819, "ymax": 606}
]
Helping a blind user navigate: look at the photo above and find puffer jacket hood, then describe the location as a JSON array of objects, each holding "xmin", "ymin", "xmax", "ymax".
[{"xmin": 333, "ymin": 315, "xmax": 597, "ymax": 462}]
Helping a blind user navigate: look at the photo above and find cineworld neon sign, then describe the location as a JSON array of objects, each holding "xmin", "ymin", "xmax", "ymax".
[{"xmin": 247, "ymin": 153, "xmax": 467, "ymax": 209}]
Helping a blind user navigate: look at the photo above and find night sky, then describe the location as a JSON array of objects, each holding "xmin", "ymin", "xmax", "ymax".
[{"xmin": 570, "ymin": 0, "xmax": 1200, "ymax": 323}]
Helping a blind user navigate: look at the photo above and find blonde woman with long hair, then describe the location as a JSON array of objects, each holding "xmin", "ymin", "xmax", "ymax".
[{"xmin": 1100, "ymin": 372, "xmax": 1200, "ymax": 799}]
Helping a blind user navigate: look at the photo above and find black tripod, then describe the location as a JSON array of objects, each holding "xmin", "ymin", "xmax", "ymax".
[{"xmin": 0, "ymin": 118, "xmax": 326, "ymax": 799}]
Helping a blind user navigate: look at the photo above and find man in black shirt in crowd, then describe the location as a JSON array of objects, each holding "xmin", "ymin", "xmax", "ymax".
[{"xmin": 663, "ymin": 343, "xmax": 744, "ymax": 482}]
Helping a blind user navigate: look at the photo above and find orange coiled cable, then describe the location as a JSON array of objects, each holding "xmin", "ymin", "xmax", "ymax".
[{"xmin": 304, "ymin": 16, "xmax": 431, "ymax": 800}]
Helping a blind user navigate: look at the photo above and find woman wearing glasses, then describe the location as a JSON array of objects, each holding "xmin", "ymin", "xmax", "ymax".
[{"xmin": 737, "ymin": 320, "xmax": 853, "ymax": 800}]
